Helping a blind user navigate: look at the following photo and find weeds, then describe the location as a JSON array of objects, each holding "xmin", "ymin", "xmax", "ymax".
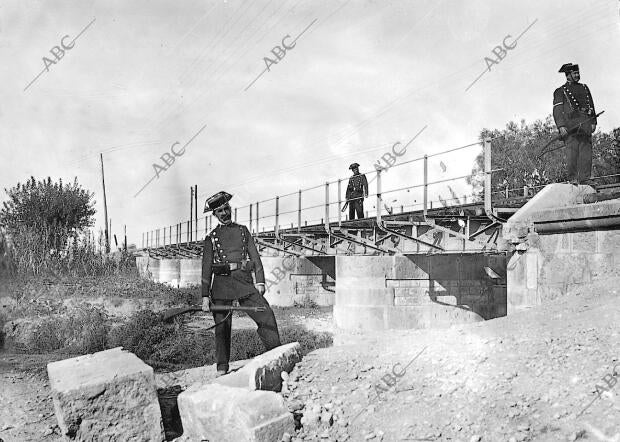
[
  {"xmin": 22, "ymin": 306, "xmax": 109, "ymax": 354},
  {"xmin": 293, "ymin": 294, "xmax": 319, "ymax": 309},
  {"xmin": 109, "ymin": 309, "xmax": 333, "ymax": 369}
]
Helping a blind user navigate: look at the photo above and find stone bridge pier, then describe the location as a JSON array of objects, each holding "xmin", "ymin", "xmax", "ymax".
[{"xmin": 334, "ymin": 253, "xmax": 507, "ymax": 330}]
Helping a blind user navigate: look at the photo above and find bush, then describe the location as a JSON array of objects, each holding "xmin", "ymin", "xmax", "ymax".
[
  {"xmin": 108, "ymin": 310, "xmax": 178, "ymax": 361},
  {"xmin": 24, "ymin": 306, "xmax": 109, "ymax": 354},
  {"xmin": 109, "ymin": 310, "xmax": 333, "ymax": 370}
]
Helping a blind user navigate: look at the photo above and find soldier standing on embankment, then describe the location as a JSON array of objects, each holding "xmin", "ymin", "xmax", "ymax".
[
  {"xmin": 201, "ymin": 191, "xmax": 281, "ymax": 377},
  {"xmin": 552, "ymin": 63, "xmax": 598, "ymax": 184}
]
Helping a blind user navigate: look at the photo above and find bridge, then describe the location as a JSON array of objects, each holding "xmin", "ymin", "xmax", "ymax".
[
  {"xmin": 136, "ymin": 133, "xmax": 620, "ymax": 331},
  {"xmin": 139, "ymin": 138, "xmax": 531, "ymax": 258}
]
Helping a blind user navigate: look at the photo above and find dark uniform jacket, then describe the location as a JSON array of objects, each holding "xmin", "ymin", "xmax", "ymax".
[
  {"xmin": 553, "ymin": 82, "xmax": 596, "ymax": 135},
  {"xmin": 346, "ymin": 173, "xmax": 369, "ymax": 201},
  {"xmin": 201, "ymin": 222, "xmax": 265, "ymax": 300}
]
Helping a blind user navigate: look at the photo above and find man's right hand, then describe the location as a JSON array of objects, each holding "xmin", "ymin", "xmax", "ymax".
[{"xmin": 559, "ymin": 127, "xmax": 568, "ymax": 137}]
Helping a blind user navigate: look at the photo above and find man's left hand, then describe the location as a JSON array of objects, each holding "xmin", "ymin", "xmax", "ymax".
[{"xmin": 256, "ymin": 284, "xmax": 266, "ymax": 295}]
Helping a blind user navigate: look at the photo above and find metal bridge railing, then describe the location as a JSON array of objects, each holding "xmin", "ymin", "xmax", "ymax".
[{"xmin": 141, "ymin": 138, "xmax": 499, "ymax": 249}]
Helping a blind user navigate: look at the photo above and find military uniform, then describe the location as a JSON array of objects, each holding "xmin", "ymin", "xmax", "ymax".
[
  {"xmin": 552, "ymin": 63, "xmax": 597, "ymax": 183},
  {"xmin": 202, "ymin": 192, "xmax": 281, "ymax": 373},
  {"xmin": 346, "ymin": 163, "xmax": 369, "ymax": 220}
]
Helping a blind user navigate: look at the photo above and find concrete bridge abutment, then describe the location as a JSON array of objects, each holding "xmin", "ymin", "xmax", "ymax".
[{"xmin": 334, "ymin": 253, "xmax": 507, "ymax": 331}]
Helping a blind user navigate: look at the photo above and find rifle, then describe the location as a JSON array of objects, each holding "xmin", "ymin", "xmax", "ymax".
[
  {"xmin": 159, "ymin": 303, "xmax": 266, "ymax": 322},
  {"xmin": 538, "ymin": 110, "xmax": 604, "ymax": 159},
  {"xmin": 341, "ymin": 196, "xmax": 366, "ymax": 212}
]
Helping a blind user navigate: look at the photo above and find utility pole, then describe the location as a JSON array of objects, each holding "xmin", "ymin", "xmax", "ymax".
[
  {"xmin": 189, "ymin": 186, "xmax": 193, "ymax": 242},
  {"xmin": 194, "ymin": 184, "xmax": 198, "ymax": 239},
  {"xmin": 100, "ymin": 153, "xmax": 110, "ymax": 253}
]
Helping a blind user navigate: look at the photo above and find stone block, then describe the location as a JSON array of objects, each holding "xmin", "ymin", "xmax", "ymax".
[
  {"xmin": 178, "ymin": 384, "xmax": 294, "ymax": 442},
  {"xmin": 587, "ymin": 253, "xmax": 617, "ymax": 279},
  {"xmin": 212, "ymin": 343, "xmax": 302, "ymax": 392},
  {"xmin": 433, "ymin": 295, "xmax": 458, "ymax": 306},
  {"xmin": 47, "ymin": 347, "xmax": 164, "ymax": 441},
  {"xmin": 598, "ymin": 230, "xmax": 620, "ymax": 254},
  {"xmin": 334, "ymin": 305, "xmax": 386, "ymax": 330},
  {"xmin": 155, "ymin": 360, "xmax": 249, "ymax": 390},
  {"xmin": 335, "ymin": 287, "xmax": 394, "ymax": 306},
  {"xmin": 244, "ymin": 343, "xmax": 302, "ymax": 392},
  {"xmin": 571, "ymin": 231, "xmax": 597, "ymax": 253}
]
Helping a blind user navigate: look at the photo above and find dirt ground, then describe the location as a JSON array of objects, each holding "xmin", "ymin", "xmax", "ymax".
[{"xmin": 1, "ymin": 289, "xmax": 619, "ymax": 442}]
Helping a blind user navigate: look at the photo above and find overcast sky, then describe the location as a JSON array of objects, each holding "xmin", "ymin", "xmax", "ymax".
[{"xmin": 1, "ymin": 0, "xmax": 619, "ymax": 246}]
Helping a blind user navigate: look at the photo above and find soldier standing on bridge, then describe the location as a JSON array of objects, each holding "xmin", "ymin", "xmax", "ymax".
[
  {"xmin": 202, "ymin": 191, "xmax": 281, "ymax": 377},
  {"xmin": 345, "ymin": 163, "xmax": 369, "ymax": 220},
  {"xmin": 552, "ymin": 63, "xmax": 598, "ymax": 184}
]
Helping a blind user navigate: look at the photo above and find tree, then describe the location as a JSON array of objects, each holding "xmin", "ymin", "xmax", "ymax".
[
  {"xmin": 1, "ymin": 177, "xmax": 96, "ymax": 250},
  {"xmin": 467, "ymin": 116, "xmax": 620, "ymax": 200}
]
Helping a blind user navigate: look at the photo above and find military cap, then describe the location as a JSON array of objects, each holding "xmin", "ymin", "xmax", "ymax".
[
  {"xmin": 204, "ymin": 191, "xmax": 233, "ymax": 213},
  {"xmin": 349, "ymin": 163, "xmax": 360, "ymax": 170},
  {"xmin": 558, "ymin": 63, "xmax": 579, "ymax": 73}
]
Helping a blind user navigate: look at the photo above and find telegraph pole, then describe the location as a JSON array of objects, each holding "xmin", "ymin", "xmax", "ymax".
[
  {"xmin": 194, "ymin": 184, "xmax": 198, "ymax": 239},
  {"xmin": 100, "ymin": 153, "xmax": 110, "ymax": 253},
  {"xmin": 189, "ymin": 186, "xmax": 193, "ymax": 242}
]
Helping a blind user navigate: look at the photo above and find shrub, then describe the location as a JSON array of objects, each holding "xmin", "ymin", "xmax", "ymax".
[
  {"xmin": 109, "ymin": 310, "xmax": 333, "ymax": 370},
  {"xmin": 24, "ymin": 306, "xmax": 109, "ymax": 354},
  {"xmin": 108, "ymin": 310, "xmax": 178, "ymax": 361}
]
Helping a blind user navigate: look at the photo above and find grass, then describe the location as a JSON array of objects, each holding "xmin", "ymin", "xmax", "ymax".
[
  {"xmin": 110, "ymin": 309, "xmax": 333, "ymax": 370},
  {"xmin": 1, "ymin": 270, "xmax": 332, "ymax": 368},
  {"xmin": 5, "ymin": 303, "xmax": 332, "ymax": 370}
]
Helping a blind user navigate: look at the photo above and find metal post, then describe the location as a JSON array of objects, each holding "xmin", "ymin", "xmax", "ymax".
[
  {"xmin": 423, "ymin": 154, "xmax": 428, "ymax": 218},
  {"xmin": 297, "ymin": 190, "xmax": 302, "ymax": 233},
  {"xmin": 484, "ymin": 138, "xmax": 492, "ymax": 218},
  {"xmin": 189, "ymin": 187, "xmax": 193, "ymax": 243},
  {"xmin": 163, "ymin": 226, "xmax": 166, "ymax": 247},
  {"xmin": 337, "ymin": 179, "xmax": 342, "ymax": 226},
  {"xmin": 324, "ymin": 182, "xmax": 330, "ymax": 230},
  {"xmin": 275, "ymin": 196, "xmax": 280, "ymax": 237},
  {"xmin": 194, "ymin": 184, "xmax": 198, "ymax": 240},
  {"xmin": 256, "ymin": 202, "xmax": 260, "ymax": 234},
  {"xmin": 142, "ymin": 232, "xmax": 144, "ymax": 249},
  {"xmin": 99, "ymin": 153, "xmax": 110, "ymax": 253},
  {"xmin": 376, "ymin": 169, "xmax": 382, "ymax": 224},
  {"xmin": 234, "ymin": 208, "xmax": 238, "ymax": 223},
  {"xmin": 249, "ymin": 205, "xmax": 253, "ymax": 234}
]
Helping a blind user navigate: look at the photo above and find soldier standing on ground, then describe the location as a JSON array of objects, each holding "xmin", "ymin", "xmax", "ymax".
[
  {"xmin": 345, "ymin": 163, "xmax": 369, "ymax": 220},
  {"xmin": 552, "ymin": 63, "xmax": 598, "ymax": 184},
  {"xmin": 201, "ymin": 191, "xmax": 281, "ymax": 377}
]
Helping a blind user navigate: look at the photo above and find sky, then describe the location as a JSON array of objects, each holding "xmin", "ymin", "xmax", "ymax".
[{"xmin": 1, "ymin": 0, "xmax": 619, "ymax": 247}]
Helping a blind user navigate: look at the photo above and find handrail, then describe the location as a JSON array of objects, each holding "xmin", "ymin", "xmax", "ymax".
[{"xmin": 141, "ymin": 137, "xmax": 506, "ymax": 249}]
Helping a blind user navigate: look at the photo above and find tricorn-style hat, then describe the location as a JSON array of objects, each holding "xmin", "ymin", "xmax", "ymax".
[
  {"xmin": 559, "ymin": 63, "xmax": 579, "ymax": 73},
  {"xmin": 349, "ymin": 162, "xmax": 360, "ymax": 170},
  {"xmin": 204, "ymin": 191, "xmax": 233, "ymax": 213}
]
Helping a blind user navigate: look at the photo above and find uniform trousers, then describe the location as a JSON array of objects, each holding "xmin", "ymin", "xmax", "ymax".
[
  {"xmin": 211, "ymin": 291, "xmax": 281, "ymax": 372},
  {"xmin": 565, "ymin": 133, "xmax": 593, "ymax": 183},
  {"xmin": 348, "ymin": 198, "xmax": 365, "ymax": 220}
]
